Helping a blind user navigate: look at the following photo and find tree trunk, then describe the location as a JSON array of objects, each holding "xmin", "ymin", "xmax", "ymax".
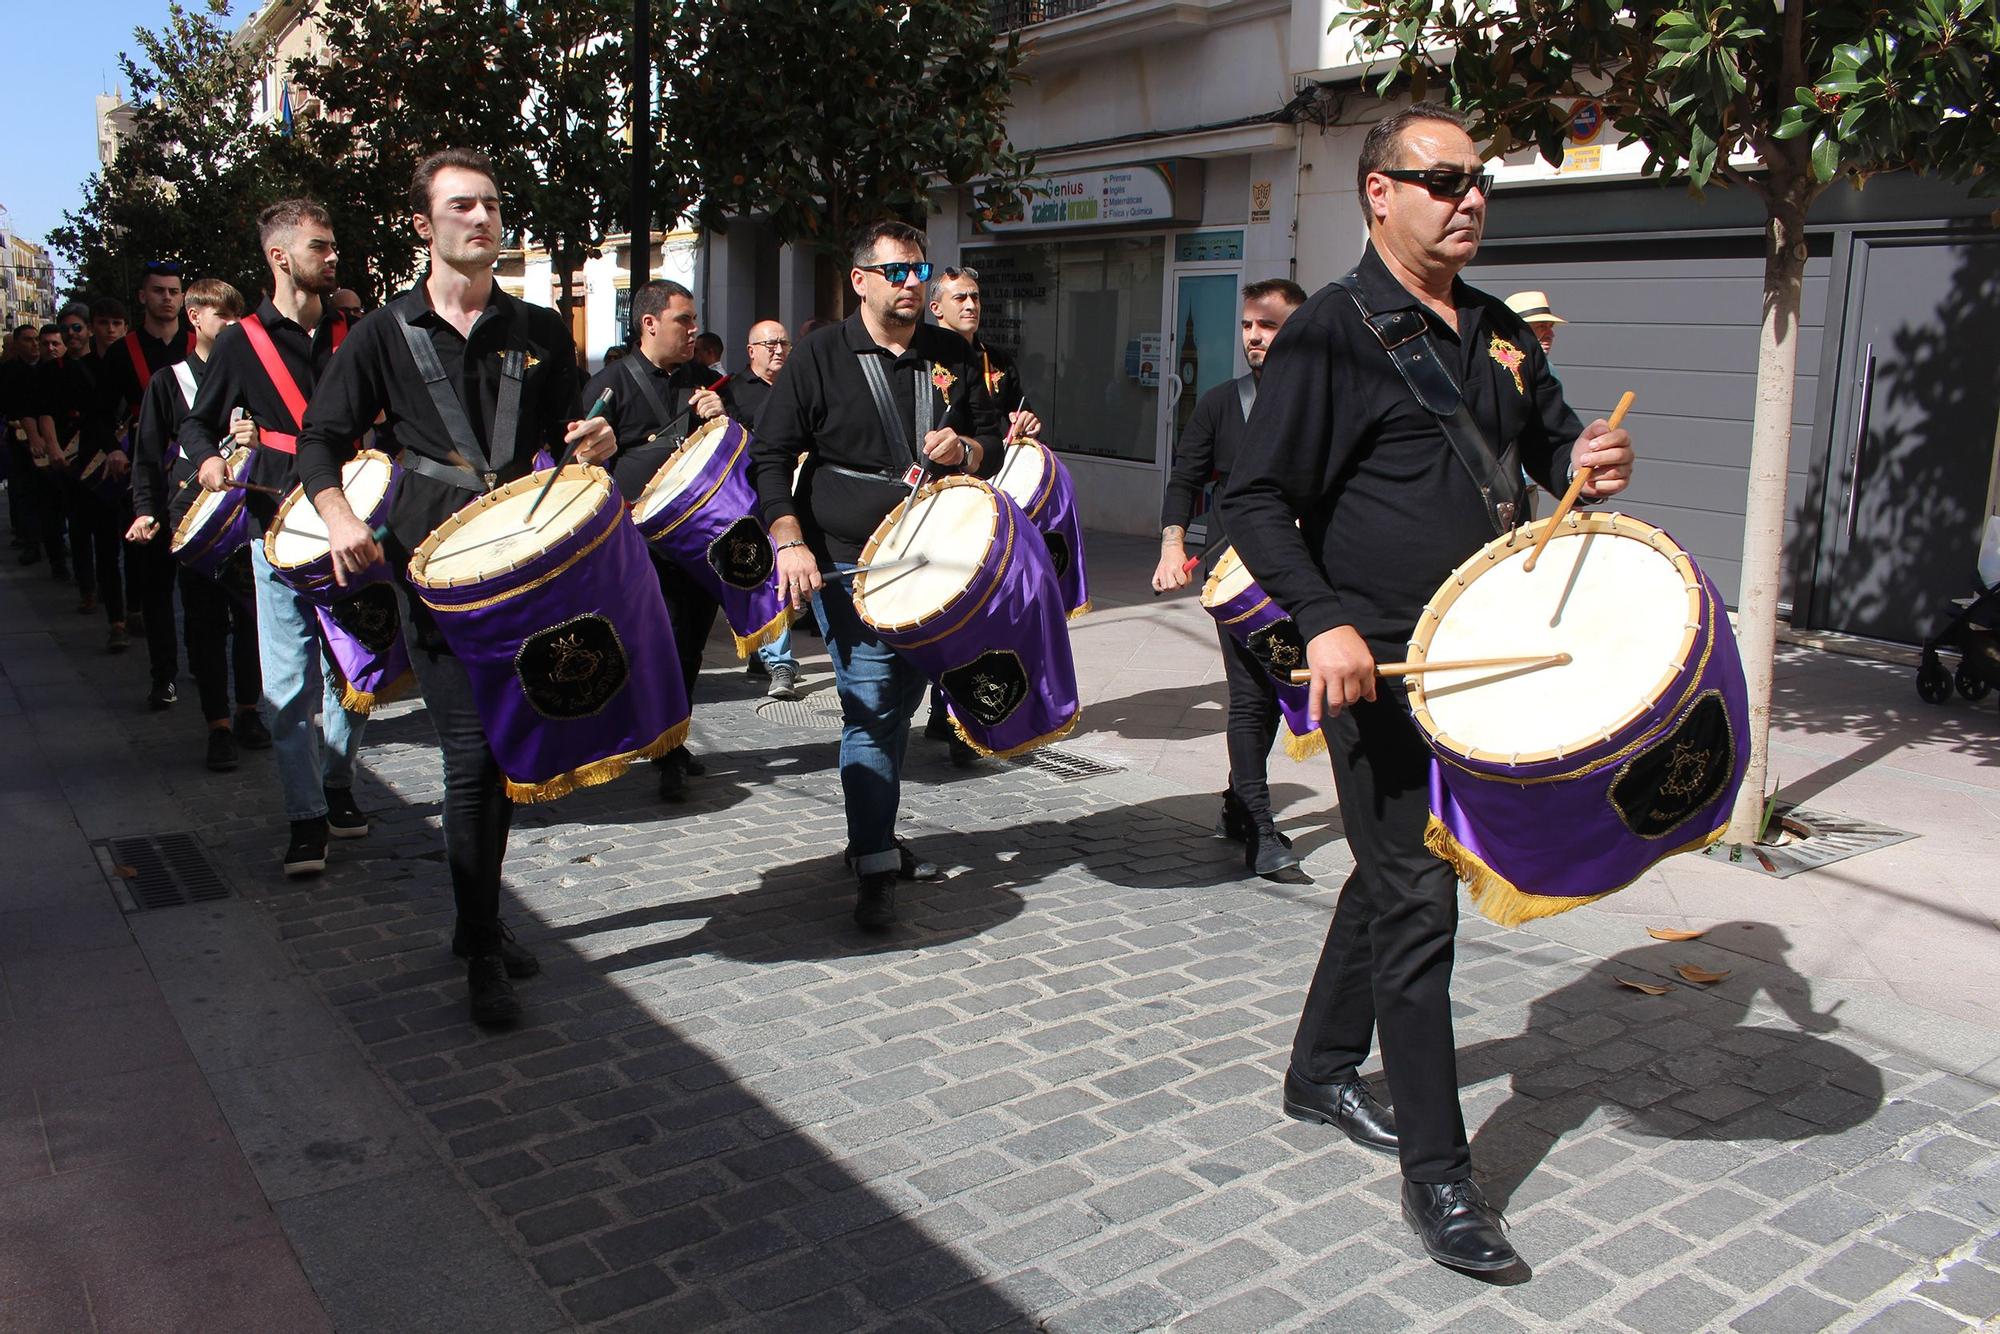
[{"xmin": 1723, "ymin": 183, "xmax": 1812, "ymax": 844}]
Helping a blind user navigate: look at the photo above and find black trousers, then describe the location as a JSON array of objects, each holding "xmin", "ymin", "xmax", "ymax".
[
  {"xmin": 31, "ymin": 465, "xmax": 67, "ymax": 566},
  {"xmin": 180, "ymin": 559, "xmax": 261, "ymax": 723},
  {"xmin": 6, "ymin": 438, "xmax": 38, "ymax": 547},
  {"xmin": 1218, "ymin": 622, "xmax": 1282, "ymax": 822},
  {"xmin": 133, "ymin": 532, "xmax": 179, "ymax": 685},
  {"xmin": 65, "ymin": 484, "xmax": 124, "ymax": 622},
  {"xmin": 654, "ymin": 556, "xmax": 718, "ymax": 702},
  {"xmin": 398, "ymin": 585, "xmax": 511, "ymax": 955},
  {"xmin": 1290, "ymin": 694, "xmax": 1470, "ymax": 1184}
]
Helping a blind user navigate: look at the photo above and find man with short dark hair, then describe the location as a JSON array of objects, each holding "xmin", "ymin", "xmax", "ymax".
[
  {"xmin": 330, "ymin": 288, "xmax": 365, "ymax": 322},
  {"xmin": 692, "ymin": 330, "xmax": 724, "ymax": 371},
  {"xmin": 182, "ymin": 198, "xmax": 370, "ymax": 877},
  {"xmin": 1154, "ymin": 277, "xmax": 1309, "ymax": 877},
  {"xmin": 578, "ymin": 278, "xmax": 731, "ymax": 800},
  {"xmin": 748, "ymin": 220, "xmax": 1004, "ymax": 929},
  {"xmin": 300, "ymin": 147, "xmax": 610, "ymax": 1026},
  {"xmin": 1220, "ymin": 102, "xmax": 1634, "ymax": 1274}
]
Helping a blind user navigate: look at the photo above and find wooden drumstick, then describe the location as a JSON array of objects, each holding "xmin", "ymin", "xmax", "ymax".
[
  {"xmin": 525, "ymin": 386, "xmax": 615, "ymax": 524},
  {"xmin": 823, "ymin": 553, "xmax": 929, "ymax": 582},
  {"xmin": 1523, "ymin": 390, "xmax": 1635, "ymax": 573},
  {"xmin": 1287, "ymin": 652, "xmax": 1571, "ymax": 684}
]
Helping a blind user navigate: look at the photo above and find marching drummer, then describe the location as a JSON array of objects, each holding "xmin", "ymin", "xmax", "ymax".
[
  {"xmin": 297, "ymin": 148, "xmax": 613, "ymax": 1027},
  {"xmin": 747, "ymin": 220, "xmax": 1004, "ymax": 930},
  {"xmin": 578, "ymin": 279, "xmax": 733, "ymax": 802},
  {"xmin": 1218, "ymin": 103, "xmax": 1633, "ymax": 1274}
]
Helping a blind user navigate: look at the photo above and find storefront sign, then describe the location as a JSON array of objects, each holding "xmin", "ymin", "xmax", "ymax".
[
  {"xmin": 1561, "ymin": 145, "xmax": 1603, "ymax": 174},
  {"xmin": 1174, "ymin": 231, "xmax": 1243, "ymax": 264},
  {"xmin": 978, "ymin": 160, "xmax": 1205, "ymax": 234}
]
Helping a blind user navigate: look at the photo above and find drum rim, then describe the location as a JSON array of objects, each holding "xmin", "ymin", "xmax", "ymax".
[
  {"xmin": 1408, "ymin": 511, "xmax": 1704, "ymax": 767},
  {"xmin": 408, "ymin": 465, "xmax": 612, "ymax": 591},
  {"xmin": 265, "ymin": 448, "xmax": 395, "ymax": 573},
  {"xmin": 1198, "ymin": 545, "xmax": 1256, "ymax": 614},
  {"xmin": 854, "ymin": 474, "xmax": 1005, "ymax": 637},
  {"xmin": 992, "ymin": 438, "xmax": 1055, "ymax": 518},
  {"xmin": 169, "ymin": 446, "xmax": 256, "ymax": 557},
  {"xmin": 633, "ymin": 415, "xmax": 738, "ymax": 534}
]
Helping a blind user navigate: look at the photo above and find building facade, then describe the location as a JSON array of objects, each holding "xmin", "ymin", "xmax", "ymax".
[{"xmin": 1, "ymin": 230, "xmax": 59, "ymax": 330}]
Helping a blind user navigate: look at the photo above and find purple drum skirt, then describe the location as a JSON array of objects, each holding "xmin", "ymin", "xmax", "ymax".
[
  {"xmin": 1201, "ymin": 561, "xmax": 1325, "ymax": 761},
  {"xmin": 1000, "ymin": 441, "xmax": 1091, "ymax": 620},
  {"xmin": 171, "ymin": 451, "xmax": 259, "ymax": 579}
]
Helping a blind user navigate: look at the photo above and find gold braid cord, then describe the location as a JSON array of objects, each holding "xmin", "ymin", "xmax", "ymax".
[{"xmin": 502, "ymin": 718, "xmax": 690, "ymax": 804}]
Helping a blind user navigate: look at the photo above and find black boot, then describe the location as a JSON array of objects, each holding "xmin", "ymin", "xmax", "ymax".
[
  {"xmin": 853, "ymin": 871, "xmax": 898, "ymax": 931},
  {"xmin": 452, "ymin": 920, "xmax": 542, "ymax": 978},
  {"xmin": 1281, "ymin": 1069, "xmax": 1399, "ymax": 1153},
  {"xmin": 466, "ymin": 953, "xmax": 522, "ymax": 1026},
  {"xmin": 1246, "ymin": 820, "xmax": 1301, "ymax": 877},
  {"xmin": 1216, "ymin": 789, "xmax": 1252, "ymax": 842},
  {"xmin": 1401, "ymin": 1179, "xmax": 1519, "ymax": 1272}
]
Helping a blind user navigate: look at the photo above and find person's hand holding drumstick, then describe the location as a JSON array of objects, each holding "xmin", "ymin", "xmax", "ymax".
[
  {"xmin": 770, "ymin": 514, "xmax": 820, "ymax": 611},
  {"xmin": 1302, "ymin": 624, "xmax": 1378, "ymax": 724}
]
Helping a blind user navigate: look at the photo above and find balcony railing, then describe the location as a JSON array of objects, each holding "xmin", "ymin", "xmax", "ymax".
[{"xmin": 988, "ymin": 0, "xmax": 1106, "ymax": 32}]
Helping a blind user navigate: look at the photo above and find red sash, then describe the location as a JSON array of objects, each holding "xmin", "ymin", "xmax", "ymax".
[
  {"xmin": 121, "ymin": 328, "xmax": 196, "ymax": 426},
  {"xmin": 239, "ymin": 312, "xmax": 346, "ymax": 454}
]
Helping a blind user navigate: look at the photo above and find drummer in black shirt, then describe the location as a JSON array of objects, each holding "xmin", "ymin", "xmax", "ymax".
[
  {"xmin": 301, "ymin": 148, "xmax": 609, "ymax": 1027},
  {"xmin": 747, "ymin": 220, "xmax": 1003, "ymax": 930},
  {"xmin": 577, "ymin": 279, "xmax": 731, "ymax": 801},
  {"xmin": 1153, "ymin": 278, "xmax": 1306, "ymax": 878},
  {"xmin": 1219, "ymin": 103, "xmax": 1632, "ymax": 1275}
]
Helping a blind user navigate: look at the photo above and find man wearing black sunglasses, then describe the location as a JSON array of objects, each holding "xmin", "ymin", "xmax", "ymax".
[{"xmin": 1221, "ymin": 102, "xmax": 1634, "ymax": 1277}]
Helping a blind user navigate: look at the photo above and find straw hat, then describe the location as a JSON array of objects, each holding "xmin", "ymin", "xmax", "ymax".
[{"xmin": 1504, "ymin": 290, "xmax": 1566, "ymax": 325}]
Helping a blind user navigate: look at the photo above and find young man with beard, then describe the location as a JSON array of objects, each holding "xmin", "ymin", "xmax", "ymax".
[
  {"xmin": 182, "ymin": 200, "xmax": 370, "ymax": 876},
  {"xmin": 577, "ymin": 279, "xmax": 730, "ymax": 801},
  {"xmin": 299, "ymin": 148, "xmax": 611, "ymax": 1026},
  {"xmin": 1154, "ymin": 278, "xmax": 1308, "ymax": 878},
  {"xmin": 747, "ymin": 221, "xmax": 1003, "ymax": 930},
  {"xmin": 128, "ymin": 278, "xmax": 270, "ymax": 771}
]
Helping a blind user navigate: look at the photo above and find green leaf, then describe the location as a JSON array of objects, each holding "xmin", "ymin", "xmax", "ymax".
[
  {"xmin": 1811, "ymin": 131, "xmax": 1842, "ymax": 180},
  {"xmin": 1773, "ymin": 105, "xmax": 1813, "ymax": 139}
]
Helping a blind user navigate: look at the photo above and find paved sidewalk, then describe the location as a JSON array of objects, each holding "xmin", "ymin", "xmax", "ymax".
[{"xmin": 3, "ymin": 528, "xmax": 1999, "ymax": 1332}]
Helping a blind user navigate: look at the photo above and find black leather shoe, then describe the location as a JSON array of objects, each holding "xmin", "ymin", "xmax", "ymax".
[
  {"xmin": 854, "ymin": 871, "xmax": 898, "ymax": 931},
  {"xmin": 466, "ymin": 953, "xmax": 522, "ymax": 1026},
  {"xmin": 205, "ymin": 727, "xmax": 239, "ymax": 773},
  {"xmin": 452, "ymin": 920, "xmax": 542, "ymax": 978},
  {"xmin": 677, "ymin": 747, "xmax": 706, "ymax": 777},
  {"xmin": 1216, "ymin": 790, "xmax": 1252, "ymax": 842},
  {"xmin": 843, "ymin": 838, "xmax": 942, "ymax": 882},
  {"xmin": 234, "ymin": 710, "xmax": 272, "ymax": 749},
  {"xmin": 1283, "ymin": 1069, "xmax": 1399, "ymax": 1153},
  {"xmin": 1247, "ymin": 821, "xmax": 1302, "ymax": 877},
  {"xmin": 923, "ymin": 709, "xmax": 952, "ymax": 741},
  {"xmin": 1401, "ymin": 1179, "xmax": 1518, "ymax": 1272},
  {"xmin": 655, "ymin": 755, "xmax": 687, "ymax": 802}
]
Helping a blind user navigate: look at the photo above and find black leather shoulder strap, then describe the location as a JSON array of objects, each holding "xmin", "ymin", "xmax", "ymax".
[{"xmin": 1235, "ymin": 372, "xmax": 1256, "ymax": 422}]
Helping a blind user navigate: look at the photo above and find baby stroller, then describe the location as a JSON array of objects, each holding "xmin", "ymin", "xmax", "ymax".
[{"xmin": 1916, "ymin": 516, "xmax": 2000, "ymax": 706}]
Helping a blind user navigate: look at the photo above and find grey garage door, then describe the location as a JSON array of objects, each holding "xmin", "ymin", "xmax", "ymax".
[{"xmin": 1466, "ymin": 237, "xmax": 1832, "ymax": 609}]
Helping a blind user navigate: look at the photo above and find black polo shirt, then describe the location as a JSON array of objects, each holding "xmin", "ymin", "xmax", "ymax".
[
  {"xmin": 41, "ymin": 353, "xmax": 117, "ymax": 464},
  {"xmin": 729, "ymin": 370, "xmax": 774, "ymax": 433},
  {"xmin": 1162, "ymin": 373, "xmax": 1256, "ymax": 547},
  {"xmin": 1, "ymin": 358, "xmax": 39, "ymax": 439},
  {"xmin": 180, "ymin": 297, "xmax": 349, "ymax": 530},
  {"xmin": 1218, "ymin": 243, "xmax": 1585, "ymax": 656},
  {"xmin": 104, "ymin": 326, "xmax": 193, "ymax": 424},
  {"xmin": 296, "ymin": 279, "xmax": 579, "ymax": 550},
  {"xmin": 131, "ymin": 354, "xmax": 206, "ymax": 525},
  {"xmin": 747, "ymin": 312, "xmax": 1003, "ymax": 562},
  {"xmin": 577, "ymin": 353, "xmax": 730, "ymax": 503}
]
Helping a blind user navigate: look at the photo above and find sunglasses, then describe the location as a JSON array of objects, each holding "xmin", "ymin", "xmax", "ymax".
[
  {"xmin": 61, "ymin": 322, "xmax": 86, "ymax": 333},
  {"xmin": 143, "ymin": 260, "xmax": 183, "ymax": 276},
  {"xmin": 941, "ymin": 265, "xmax": 980, "ymax": 283},
  {"xmin": 856, "ymin": 261, "xmax": 933, "ymax": 285},
  {"xmin": 1382, "ymin": 167, "xmax": 1495, "ymax": 200}
]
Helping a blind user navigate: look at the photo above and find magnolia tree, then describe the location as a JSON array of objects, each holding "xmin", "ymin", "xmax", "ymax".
[{"xmin": 1341, "ymin": 0, "xmax": 2000, "ymax": 842}]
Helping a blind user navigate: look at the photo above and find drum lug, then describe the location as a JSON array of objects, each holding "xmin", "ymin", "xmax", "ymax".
[{"xmin": 483, "ymin": 472, "xmax": 498, "ymax": 491}]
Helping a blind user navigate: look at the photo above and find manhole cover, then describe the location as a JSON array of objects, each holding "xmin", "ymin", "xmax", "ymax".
[
  {"xmin": 1011, "ymin": 747, "xmax": 1122, "ymax": 782},
  {"xmin": 1698, "ymin": 804, "xmax": 1915, "ymax": 878},
  {"xmin": 95, "ymin": 833, "xmax": 233, "ymax": 911},
  {"xmin": 755, "ymin": 697, "xmax": 844, "ymax": 731}
]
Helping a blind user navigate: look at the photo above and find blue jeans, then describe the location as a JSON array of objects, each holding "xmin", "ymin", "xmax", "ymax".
[
  {"xmin": 812, "ymin": 572, "xmax": 927, "ymax": 876},
  {"xmin": 757, "ymin": 624, "xmax": 799, "ymax": 673},
  {"xmin": 250, "ymin": 542, "xmax": 367, "ymax": 822}
]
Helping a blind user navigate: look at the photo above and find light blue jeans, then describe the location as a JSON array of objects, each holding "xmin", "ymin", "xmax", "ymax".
[
  {"xmin": 250, "ymin": 542, "xmax": 367, "ymax": 822},
  {"xmin": 811, "ymin": 572, "xmax": 927, "ymax": 876},
  {"xmin": 757, "ymin": 624, "xmax": 799, "ymax": 673}
]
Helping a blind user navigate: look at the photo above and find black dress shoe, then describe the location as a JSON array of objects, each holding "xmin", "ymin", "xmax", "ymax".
[
  {"xmin": 452, "ymin": 920, "xmax": 542, "ymax": 978},
  {"xmin": 676, "ymin": 747, "xmax": 706, "ymax": 777},
  {"xmin": 853, "ymin": 871, "xmax": 898, "ymax": 931},
  {"xmin": 655, "ymin": 755, "xmax": 687, "ymax": 802},
  {"xmin": 1401, "ymin": 1179, "xmax": 1519, "ymax": 1272},
  {"xmin": 923, "ymin": 708, "xmax": 952, "ymax": 741},
  {"xmin": 1216, "ymin": 789, "xmax": 1252, "ymax": 842},
  {"xmin": 843, "ymin": 838, "xmax": 942, "ymax": 882},
  {"xmin": 1247, "ymin": 821, "xmax": 1302, "ymax": 877},
  {"xmin": 1283, "ymin": 1069, "xmax": 1400, "ymax": 1153},
  {"xmin": 205, "ymin": 727, "xmax": 239, "ymax": 772},
  {"xmin": 466, "ymin": 953, "xmax": 522, "ymax": 1026},
  {"xmin": 234, "ymin": 710, "xmax": 273, "ymax": 750}
]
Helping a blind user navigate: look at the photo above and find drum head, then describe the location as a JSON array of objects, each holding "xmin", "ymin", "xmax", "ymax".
[
  {"xmin": 270, "ymin": 452, "xmax": 394, "ymax": 569},
  {"xmin": 991, "ymin": 441, "xmax": 1048, "ymax": 511},
  {"xmin": 1198, "ymin": 546, "xmax": 1255, "ymax": 610},
  {"xmin": 170, "ymin": 448, "xmax": 252, "ymax": 553},
  {"xmin": 414, "ymin": 470, "xmax": 607, "ymax": 586},
  {"xmin": 1414, "ymin": 515, "xmax": 1700, "ymax": 761},
  {"xmin": 856, "ymin": 479, "xmax": 998, "ymax": 628},
  {"xmin": 633, "ymin": 417, "xmax": 733, "ymax": 524}
]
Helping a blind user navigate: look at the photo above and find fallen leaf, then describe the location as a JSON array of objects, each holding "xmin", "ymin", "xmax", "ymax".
[
  {"xmin": 113, "ymin": 864, "xmax": 138, "ymax": 879},
  {"xmin": 1676, "ymin": 964, "xmax": 1732, "ymax": 984},
  {"xmin": 1647, "ymin": 926, "xmax": 1706, "ymax": 942},
  {"xmin": 1615, "ymin": 977, "xmax": 1672, "ymax": 995}
]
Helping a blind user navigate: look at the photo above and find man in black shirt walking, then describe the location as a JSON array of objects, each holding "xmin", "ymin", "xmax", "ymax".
[
  {"xmin": 731, "ymin": 319, "xmax": 806, "ymax": 699},
  {"xmin": 42, "ymin": 301, "xmax": 128, "ymax": 650},
  {"xmin": 301, "ymin": 148, "xmax": 610, "ymax": 1026},
  {"xmin": 1154, "ymin": 278, "xmax": 1306, "ymax": 878},
  {"xmin": 747, "ymin": 221, "xmax": 1003, "ymax": 930},
  {"xmin": 1221, "ymin": 103, "xmax": 1633, "ymax": 1274}
]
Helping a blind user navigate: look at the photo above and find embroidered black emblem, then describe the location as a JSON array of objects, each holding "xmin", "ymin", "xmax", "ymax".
[
  {"xmin": 1610, "ymin": 691, "xmax": 1735, "ymax": 839},
  {"xmin": 707, "ymin": 516, "xmax": 774, "ymax": 590},
  {"xmin": 940, "ymin": 649, "xmax": 1029, "ymax": 728},
  {"xmin": 324, "ymin": 583, "xmax": 402, "ymax": 654},
  {"xmin": 514, "ymin": 613, "xmax": 630, "ymax": 719},
  {"xmin": 1245, "ymin": 618, "xmax": 1306, "ymax": 685},
  {"xmin": 1041, "ymin": 529, "xmax": 1072, "ymax": 579}
]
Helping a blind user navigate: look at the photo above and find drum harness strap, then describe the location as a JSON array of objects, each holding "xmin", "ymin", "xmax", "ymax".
[
  {"xmin": 1236, "ymin": 372, "xmax": 1257, "ymax": 422},
  {"xmin": 394, "ymin": 303, "xmax": 526, "ymax": 495},
  {"xmin": 1332, "ymin": 270, "xmax": 1530, "ymax": 538},
  {"xmin": 622, "ymin": 355, "xmax": 700, "ymax": 450},
  {"xmin": 238, "ymin": 312, "xmax": 345, "ymax": 456},
  {"xmin": 838, "ymin": 350, "xmax": 935, "ymax": 487}
]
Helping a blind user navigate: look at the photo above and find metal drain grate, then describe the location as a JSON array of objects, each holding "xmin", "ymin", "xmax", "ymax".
[
  {"xmin": 1011, "ymin": 747, "xmax": 1123, "ymax": 782},
  {"xmin": 1697, "ymin": 804, "xmax": 1915, "ymax": 878},
  {"xmin": 97, "ymin": 833, "xmax": 233, "ymax": 911},
  {"xmin": 755, "ymin": 697, "xmax": 845, "ymax": 731}
]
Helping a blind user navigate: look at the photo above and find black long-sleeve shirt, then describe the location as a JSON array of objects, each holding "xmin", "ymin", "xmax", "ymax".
[
  {"xmin": 747, "ymin": 313, "xmax": 1003, "ymax": 562},
  {"xmin": 296, "ymin": 281, "xmax": 579, "ymax": 550},
  {"xmin": 1218, "ymin": 244, "xmax": 1584, "ymax": 656},
  {"xmin": 131, "ymin": 355, "xmax": 206, "ymax": 525},
  {"xmin": 1162, "ymin": 373, "xmax": 1256, "ymax": 549},
  {"xmin": 577, "ymin": 354, "xmax": 731, "ymax": 503},
  {"xmin": 179, "ymin": 298, "xmax": 349, "ymax": 530},
  {"xmin": 729, "ymin": 371, "xmax": 773, "ymax": 433},
  {"xmin": 39, "ymin": 354, "xmax": 117, "ymax": 465},
  {"xmin": 104, "ymin": 326, "xmax": 192, "ymax": 426}
]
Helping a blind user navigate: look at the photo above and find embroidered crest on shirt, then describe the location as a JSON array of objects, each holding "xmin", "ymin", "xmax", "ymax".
[
  {"xmin": 1489, "ymin": 335, "xmax": 1526, "ymax": 395},
  {"xmin": 930, "ymin": 364, "xmax": 956, "ymax": 399},
  {"xmin": 497, "ymin": 351, "xmax": 542, "ymax": 370}
]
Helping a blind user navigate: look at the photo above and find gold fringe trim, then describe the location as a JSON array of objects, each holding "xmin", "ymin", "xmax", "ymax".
[
  {"xmin": 729, "ymin": 607, "xmax": 796, "ymax": 660},
  {"xmin": 1424, "ymin": 815, "xmax": 1730, "ymax": 927},
  {"xmin": 1280, "ymin": 722, "xmax": 1327, "ymax": 762},
  {"xmin": 338, "ymin": 669, "xmax": 413, "ymax": 716},
  {"xmin": 503, "ymin": 719, "xmax": 689, "ymax": 804},
  {"xmin": 949, "ymin": 706, "xmax": 1081, "ymax": 760},
  {"xmin": 1066, "ymin": 599, "xmax": 1094, "ymax": 622}
]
